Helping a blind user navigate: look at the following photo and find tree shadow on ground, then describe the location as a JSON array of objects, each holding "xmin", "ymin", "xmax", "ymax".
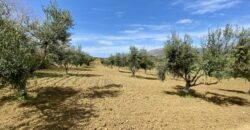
[
  {"xmin": 218, "ymin": 89, "xmax": 247, "ymax": 94},
  {"xmin": 19, "ymin": 87, "xmax": 98, "ymax": 130},
  {"xmin": 119, "ymin": 70, "xmax": 131, "ymax": 74},
  {"xmin": 17, "ymin": 83, "xmax": 123, "ymax": 129},
  {"xmin": 194, "ymin": 81, "xmax": 219, "ymax": 86},
  {"xmin": 164, "ymin": 86, "xmax": 250, "ymax": 106},
  {"xmin": 81, "ymin": 83, "xmax": 123, "ymax": 99},
  {"xmin": 32, "ymin": 72, "xmax": 63, "ymax": 78},
  {"xmin": 84, "ymin": 66, "xmax": 95, "ymax": 69},
  {"xmin": 68, "ymin": 73, "xmax": 103, "ymax": 77},
  {"xmin": 32, "ymin": 72, "xmax": 102, "ymax": 78},
  {"xmin": 0, "ymin": 95, "xmax": 16, "ymax": 107},
  {"xmin": 70, "ymin": 68, "xmax": 93, "ymax": 71},
  {"xmin": 135, "ymin": 75, "xmax": 158, "ymax": 80},
  {"xmin": 146, "ymin": 73, "xmax": 156, "ymax": 76}
]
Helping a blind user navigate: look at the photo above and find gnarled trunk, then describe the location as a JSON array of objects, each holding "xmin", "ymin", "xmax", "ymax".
[
  {"xmin": 64, "ymin": 63, "xmax": 68, "ymax": 74},
  {"xmin": 131, "ymin": 66, "xmax": 136, "ymax": 77},
  {"xmin": 17, "ymin": 82, "xmax": 27, "ymax": 99},
  {"xmin": 183, "ymin": 80, "xmax": 191, "ymax": 94},
  {"xmin": 39, "ymin": 43, "xmax": 48, "ymax": 69}
]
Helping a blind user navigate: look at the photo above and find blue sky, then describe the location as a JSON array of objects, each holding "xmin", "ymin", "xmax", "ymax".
[{"xmin": 21, "ymin": 0, "xmax": 250, "ymax": 57}]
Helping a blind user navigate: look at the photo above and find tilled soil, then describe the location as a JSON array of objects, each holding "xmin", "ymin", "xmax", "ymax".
[{"xmin": 0, "ymin": 63, "xmax": 249, "ymax": 130}]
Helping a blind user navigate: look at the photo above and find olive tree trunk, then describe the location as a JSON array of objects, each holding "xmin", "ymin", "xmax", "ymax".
[
  {"xmin": 183, "ymin": 80, "xmax": 191, "ymax": 94},
  {"xmin": 16, "ymin": 82, "xmax": 27, "ymax": 99},
  {"xmin": 64, "ymin": 63, "xmax": 69, "ymax": 74},
  {"xmin": 131, "ymin": 66, "xmax": 136, "ymax": 77}
]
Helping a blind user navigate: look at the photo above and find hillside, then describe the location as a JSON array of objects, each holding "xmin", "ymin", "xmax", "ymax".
[{"xmin": 148, "ymin": 48, "xmax": 164, "ymax": 57}]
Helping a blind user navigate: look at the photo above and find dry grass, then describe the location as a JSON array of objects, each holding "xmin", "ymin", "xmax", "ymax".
[{"xmin": 0, "ymin": 61, "xmax": 250, "ymax": 130}]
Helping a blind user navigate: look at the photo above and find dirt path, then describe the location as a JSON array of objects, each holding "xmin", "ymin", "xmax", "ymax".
[{"xmin": 0, "ymin": 62, "xmax": 250, "ymax": 130}]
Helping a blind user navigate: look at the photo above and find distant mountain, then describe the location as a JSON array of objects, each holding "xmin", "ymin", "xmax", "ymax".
[{"xmin": 148, "ymin": 48, "xmax": 164, "ymax": 57}]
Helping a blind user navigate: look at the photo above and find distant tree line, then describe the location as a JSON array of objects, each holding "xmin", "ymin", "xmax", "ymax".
[{"xmin": 101, "ymin": 47, "xmax": 154, "ymax": 76}]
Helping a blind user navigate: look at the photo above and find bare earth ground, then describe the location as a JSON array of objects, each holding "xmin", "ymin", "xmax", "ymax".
[{"xmin": 0, "ymin": 61, "xmax": 250, "ymax": 130}]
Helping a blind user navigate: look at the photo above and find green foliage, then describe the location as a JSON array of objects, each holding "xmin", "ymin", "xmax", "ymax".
[
  {"xmin": 114, "ymin": 53, "xmax": 122, "ymax": 68},
  {"xmin": 108, "ymin": 55, "xmax": 115, "ymax": 68},
  {"xmin": 0, "ymin": 18, "xmax": 33, "ymax": 97},
  {"xmin": 128, "ymin": 46, "xmax": 140, "ymax": 76},
  {"xmin": 52, "ymin": 45, "xmax": 92, "ymax": 74},
  {"xmin": 232, "ymin": 31, "xmax": 250, "ymax": 81},
  {"xmin": 34, "ymin": 1, "xmax": 73, "ymax": 67},
  {"xmin": 157, "ymin": 62, "xmax": 167, "ymax": 81},
  {"xmin": 106, "ymin": 47, "xmax": 154, "ymax": 74},
  {"xmin": 120, "ymin": 53, "xmax": 128, "ymax": 67},
  {"xmin": 69, "ymin": 46, "xmax": 92, "ymax": 67},
  {"xmin": 201, "ymin": 25, "xmax": 236, "ymax": 81},
  {"xmin": 0, "ymin": 0, "xmax": 79, "ymax": 98},
  {"xmin": 139, "ymin": 49, "xmax": 154, "ymax": 73},
  {"xmin": 160, "ymin": 33, "xmax": 202, "ymax": 91}
]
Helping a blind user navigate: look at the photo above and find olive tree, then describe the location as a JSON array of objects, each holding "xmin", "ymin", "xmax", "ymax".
[
  {"xmin": 70, "ymin": 46, "xmax": 92, "ymax": 67},
  {"xmin": 108, "ymin": 55, "xmax": 115, "ymax": 68},
  {"xmin": 53, "ymin": 45, "xmax": 77, "ymax": 74},
  {"xmin": 0, "ymin": 18, "xmax": 34, "ymax": 98},
  {"xmin": 232, "ymin": 29, "xmax": 250, "ymax": 94},
  {"xmin": 201, "ymin": 25, "xmax": 236, "ymax": 84},
  {"xmin": 157, "ymin": 61, "xmax": 168, "ymax": 81},
  {"xmin": 34, "ymin": 1, "xmax": 73, "ymax": 68},
  {"xmin": 139, "ymin": 49, "xmax": 154, "ymax": 74},
  {"xmin": 114, "ymin": 53, "xmax": 122, "ymax": 70},
  {"xmin": 0, "ymin": 1, "xmax": 41, "ymax": 98},
  {"xmin": 128, "ymin": 46, "xmax": 140, "ymax": 77},
  {"xmin": 158, "ymin": 33, "xmax": 202, "ymax": 93},
  {"xmin": 120, "ymin": 53, "xmax": 128, "ymax": 68}
]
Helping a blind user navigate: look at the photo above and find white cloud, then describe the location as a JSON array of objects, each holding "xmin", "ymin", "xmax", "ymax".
[
  {"xmin": 129, "ymin": 24, "xmax": 171, "ymax": 31},
  {"xmin": 171, "ymin": 0, "xmax": 184, "ymax": 6},
  {"xmin": 72, "ymin": 33, "xmax": 168, "ymax": 43},
  {"xmin": 71, "ymin": 29, "xmax": 212, "ymax": 57},
  {"xmin": 120, "ymin": 27, "xmax": 144, "ymax": 34},
  {"xmin": 176, "ymin": 19, "xmax": 193, "ymax": 24},
  {"xmin": 98, "ymin": 40, "xmax": 113, "ymax": 45},
  {"xmin": 173, "ymin": 0, "xmax": 242, "ymax": 14}
]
